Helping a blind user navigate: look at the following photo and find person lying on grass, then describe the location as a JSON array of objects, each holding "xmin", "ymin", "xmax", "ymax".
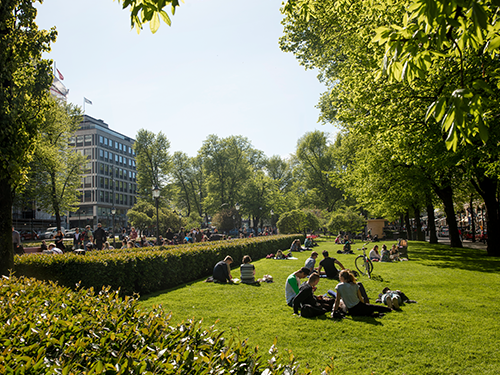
[
  {"xmin": 213, "ymin": 255, "xmax": 233, "ymax": 283},
  {"xmin": 285, "ymin": 267, "xmax": 311, "ymax": 307},
  {"xmin": 332, "ymin": 269, "xmax": 392, "ymax": 318},
  {"xmin": 293, "ymin": 273, "xmax": 334, "ymax": 318}
]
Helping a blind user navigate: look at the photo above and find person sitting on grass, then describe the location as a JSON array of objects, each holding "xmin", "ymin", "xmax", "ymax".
[
  {"xmin": 290, "ymin": 239, "xmax": 307, "ymax": 252},
  {"xmin": 293, "ymin": 273, "xmax": 334, "ymax": 318},
  {"xmin": 390, "ymin": 244, "xmax": 400, "ymax": 261},
  {"xmin": 369, "ymin": 245, "xmax": 381, "ymax": 262},
  {"xmin": 380, "ymin": 244, "xmax": 391, "ymax": 262},
  {"xmin": 317, "ymin": 250, "xmax": 345, "ymax": 280},
  {"xmin": 332, "ymin": 270, "xmax": 391, "ymax": 318},
  {"xmin": 213, "ymin": 256, "xmax": 233, "ymax": 283},
  {"xmin": 43, "ymin": 243, "xmax": 63, "ymax": 255},
  {"xmin": 285, "ymin": 267, "xmax": 311, "ymax": 307},
  {"xmin": 304, "ymin": 251, "xmax": 319, "ymax": 272},
  {"xmin": 240, "ymin": 255, "xmax": 257, "ymax": 284},
  {"xmin": 304, "ymin": 237, "xmax": 316, "ymax": 248}
]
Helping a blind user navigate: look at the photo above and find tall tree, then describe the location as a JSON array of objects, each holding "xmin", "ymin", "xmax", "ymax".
[
  {"xmin": 0, "ymin": 0, "xmax": 56, "ymax": 275},
  {"xmin": 134, "ymin": 129, "xmax": 171, "ymax": 201},
  {"xmin": 170, "ymin": 152, "xmax": 204, "ymax": 217},
  {"xmin": 294, "ymin": 131, "xmax": 343, "ymax": 212},
  {"xmin": 26, "ymin": 97, "xmax": 85, "ymax": 230},
  {"xmin": 199, "ymin": 135, "xmax": 254, "ymax": 214}
]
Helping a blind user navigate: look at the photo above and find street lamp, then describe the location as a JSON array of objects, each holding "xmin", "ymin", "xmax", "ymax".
[
  {"xmin": 152, "ymin": 185, "xmax": 161, "ymax": 246},
  {"xmin": 235, "ymin": 203, "xmax": 240, "ymax": 231},
  {"xmin": 111, "ymin": 207, "xmax": 116, "ymax": 248}
]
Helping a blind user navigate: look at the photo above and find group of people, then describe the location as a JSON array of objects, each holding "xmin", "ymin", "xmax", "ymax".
[
  {"xmin": 212, "ymin": 255, "xmax": 257, "ymax": 284},
  {"xmin": 368, "ymin": 244, "xmax": 401, "ymax": 262}
]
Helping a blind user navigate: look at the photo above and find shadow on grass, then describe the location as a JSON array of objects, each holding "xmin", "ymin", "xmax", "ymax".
[
  {"xmin": 348, "ymin": 316, "xmax": 384, "ymax": 326},
  {"xmin": 408, "ymin": 242, "xmax": 500, "ymax": 273}
]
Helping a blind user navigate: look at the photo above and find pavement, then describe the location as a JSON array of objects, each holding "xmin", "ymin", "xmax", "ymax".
[{"xmin": 438, "ymin": 237, "xmax": 487, "ymax": 250}]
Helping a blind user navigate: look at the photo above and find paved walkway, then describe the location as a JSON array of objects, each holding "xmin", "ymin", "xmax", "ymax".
[{"xmin": 438, "ymin": 238, "xmax": 487, "ymax": 250}]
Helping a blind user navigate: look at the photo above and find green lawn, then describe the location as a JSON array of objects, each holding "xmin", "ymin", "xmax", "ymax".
[{"xmin": 139, "ymin": 239, "xmax": 500, "ymax": 374}]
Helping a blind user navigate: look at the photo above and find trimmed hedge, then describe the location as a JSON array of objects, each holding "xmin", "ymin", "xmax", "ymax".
[
  {"xmin": 0, "ymin": 275, "xmax": 312, "ymax": 374},
  {"xmin": 14, "ymin": 235, "xmax": 303, "ymax": 296}
]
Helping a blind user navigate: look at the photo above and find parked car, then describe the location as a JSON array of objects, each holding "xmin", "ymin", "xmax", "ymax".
[
  {"xmin": 439, "ymin": 226, "xmax": 449, "ymax": 237},
  {"xmin": 19, "ymin": 230, "xmax": 39, "ymax": 241},
  {"xmin": 65, "ymin": 228, "xmax": 78, "ymax": 238},
  {"xmin": 43, "ymin": 227, "xmax": 66, "ymax": 239}
]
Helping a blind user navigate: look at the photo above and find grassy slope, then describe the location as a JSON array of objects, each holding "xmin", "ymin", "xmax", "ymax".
[{"xmin": 139, "ymin": 239, "xmax": 500, "ymax": 374}]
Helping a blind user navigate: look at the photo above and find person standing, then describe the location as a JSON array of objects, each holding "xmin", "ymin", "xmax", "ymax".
[
  {"xmin": 83, "ymin": 225, "xmax": 93, "ymax": 248},
  {"xmin": 73, "ymin": 228, "xmax": 83, "ymax": 249},
  {"xmin": 93, "ymin": 223, "xmax": 106, "ymax": 250},
  {"xmin": 54, "ymin": 230, "xmax": 65, "ymax": 252},
  {"xmin": 12, "ymin": 226, "xmax": 22, "ymax": 254}
]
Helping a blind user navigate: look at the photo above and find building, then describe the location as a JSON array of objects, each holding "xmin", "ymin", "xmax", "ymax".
[{"xmin": 68, "ymin": 115, "xmax": 137, "ymax": 231}]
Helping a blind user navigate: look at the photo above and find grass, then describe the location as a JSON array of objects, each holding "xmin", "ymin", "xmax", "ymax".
[{"xmin": 139, "ymin": 238, "xmax": 500, "ymax": 374}]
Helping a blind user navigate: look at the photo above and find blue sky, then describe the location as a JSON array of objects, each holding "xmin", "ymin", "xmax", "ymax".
[{"xmin": 36, "ymin": 0, "xmax": 333, "ymax": 158}]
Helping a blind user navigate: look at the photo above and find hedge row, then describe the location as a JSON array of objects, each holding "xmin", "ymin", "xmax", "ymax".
[
  {"xmin": 14, "ymin": 235, "xmax": 303, "ymax": 296},
  {"xmin": 0, "ymin": 275, "xmax": 315, "ymax": 375}
]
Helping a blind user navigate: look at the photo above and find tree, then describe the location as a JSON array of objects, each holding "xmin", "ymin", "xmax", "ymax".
[
  {"xmin": 276, "ymin": 209, "xmax": 308, "ymax": 234},
  {"xmin": 294, "ymin": 131, "xmax": 344, "ymax": 212},
  {"xmin": 127, "ymin": 199, "xmax": 183, "ymax": 236},
  {"xmin": 0, "ymin": 0, "xmax": 56, "ymax": 275},
  {"xmin": 170, "ymin": 152, "xmax": 204, "ymax": 218},
  {"xmin": 200, "ymin": 135, "xmax": 254, "ymax": 214},
  {"xmin": 327, "ymin": 208, "xmax": 365, "ymax": 235},
  {"xmin": 134, "ymin": 129, "xmax": 171, "ymax": 201},
  {"xmin": 25, "ymin": 97, "xmax": 85, "ymax": 231}
]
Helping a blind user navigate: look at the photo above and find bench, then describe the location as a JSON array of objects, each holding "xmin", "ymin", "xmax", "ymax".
[{"xmin": 23, "ymin": 247, "xmax": 42, "ymax": 254}]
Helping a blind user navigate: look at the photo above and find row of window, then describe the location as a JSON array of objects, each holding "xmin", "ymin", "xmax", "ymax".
[
  {"xmin": 70, "ymin": 135, "xmax": 92, "ymax": 147},
  {"xmin": 98, "ymin": 163, "xmax": 136, "ymax": 181},
  {"xmin": 98, "ymin": 149, "xmax": 136, "ymax": 167},
  {"xmin": 81, "ymin": 191, "xmax": 136, "ymax": 206},
  {"xmin": 99, "ymin": 135, "xmax": 135, "ymax": 156},
  {"xmin": 98, "ymin": 177, "xmax": 137, "ymax": 194}
]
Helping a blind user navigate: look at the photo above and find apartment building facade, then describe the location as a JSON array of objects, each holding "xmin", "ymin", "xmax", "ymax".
[{"xmin": 68, "ymin": 115, "xmax": 137, "ymax": 231}]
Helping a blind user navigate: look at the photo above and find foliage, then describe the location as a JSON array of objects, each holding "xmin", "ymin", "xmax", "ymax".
[
  {"xmin": 200, "ymin": 135, "xmax": 256, "ymax": 214},
  {"xmin": 133, "ymin": 129, "xmax": 171, "ymax": 202},
  {"xmin": 0, "ymin": 274, "xmax": 309, "ymax": 374},
  {"xmin": 0, "ymin": 0, "xmax": 57, "ymax": 275},
  {"xmin": 24, "ymin": 97, "xmax": 84, "ymax": 230},
  {"xmin": 212, "ymin": 208, "xmax": 240, "ymax": 233},
  {"xmin": 373, "ymin": 0, "xmax": 500, "ymax": 150},
  {"xmin": 14, "ymin": 235, "xmax": 302, "ymax": 296},
  {"xmin": 170, "ymin": 152, "xmax": 204, "ymax": 217},
  {"xmin": 117, "ymin": 0, "xmax": 182, "ymax": 34},
  {"xmin": 294, "ymin": 131, "xmax": 344, "ymax": 212},
  {"xmin": 276, "ymin": 209, "xmax": 308, "ymax": 234},
  {"xmin": 327, "ymin": 207, "xmax": 365, "ymax": 235}
]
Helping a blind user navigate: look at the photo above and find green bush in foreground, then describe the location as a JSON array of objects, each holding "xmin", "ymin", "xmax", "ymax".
[{"xmin": 0, "ymin": 275, "xmax": 325, "ymax": 375}]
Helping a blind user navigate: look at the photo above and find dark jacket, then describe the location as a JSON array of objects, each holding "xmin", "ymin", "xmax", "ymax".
[{"xmin": 213, "ymin": 261, "xmax": 231, "ymax": 283}]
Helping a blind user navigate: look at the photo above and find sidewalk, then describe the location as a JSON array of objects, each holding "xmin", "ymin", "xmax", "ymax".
[{"xmin": 438, "ymin": 238, "xmax": 487, "ymax": 250}]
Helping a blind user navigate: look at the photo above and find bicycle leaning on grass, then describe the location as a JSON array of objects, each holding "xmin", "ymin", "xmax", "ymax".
[{"xmin": 355, "ymin": 243, "xmax": 373, "ymax": 278}]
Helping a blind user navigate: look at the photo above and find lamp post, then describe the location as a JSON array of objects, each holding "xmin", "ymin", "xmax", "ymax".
[
  {"xmin": 235, "ymin": 203, "xmax": 240, "ymax": 230},
  {"xmin": 152, "ymin": 186, "xmax": 160, "ymax": 246},
  {"xmin": 111, "ymin": 207, "xmax": 116, "ymax": 248},
  {"xmin": 270, "ymin": 209, "xmax": 274, "ymax": 232}
]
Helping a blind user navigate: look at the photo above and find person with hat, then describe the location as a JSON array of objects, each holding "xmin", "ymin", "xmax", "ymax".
[{"xmin": 83, "ymin": 225, "xmax": 93, "ymax": 248}]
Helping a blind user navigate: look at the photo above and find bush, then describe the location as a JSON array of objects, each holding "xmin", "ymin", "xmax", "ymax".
[
  {"xmin": 0, "ymin": 275, "xmax": 311, "ymax": 374},
  {"xmin": 14, "ymin": 235, "xmax": 303, "ymax": 296}
]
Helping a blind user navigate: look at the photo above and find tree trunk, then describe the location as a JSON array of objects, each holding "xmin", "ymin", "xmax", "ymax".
[
  {"xmin": 434, "ymin": 185, "xmax": 462, "ymax": 248},
  {"xmin": 426, "ymin": 203, "xmax": 438, "ymax": 244},
  {"xmin": 413, "ymin": 204, "xmax": 425, "ymax": 241},
  {"xmin": 469, "ymin": 193, "xmax": 476, "ymax": 243},
  {"xmin": 0, "ymin": 179, "xmax": 14, "ymax": 276},
  {"xmin": 404, "ymin": 211, "xmax": 412, "ymax": 240},
  {"xmin": 473, "ymin": 176, "xmax": 500, "ymax": 256}
]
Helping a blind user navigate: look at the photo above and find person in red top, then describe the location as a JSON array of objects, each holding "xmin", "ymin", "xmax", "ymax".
[{"xmin": 129, "ymin": 227, "xmax": 138, "ymax": 240}]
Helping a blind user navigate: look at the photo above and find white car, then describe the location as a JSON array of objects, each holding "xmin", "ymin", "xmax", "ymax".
[{"xmin": 44, "ymin": 227, "xmax": 66, "ymax": 239}]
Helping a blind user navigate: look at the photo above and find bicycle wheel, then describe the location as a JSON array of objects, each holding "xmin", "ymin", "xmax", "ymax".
[{"xmin": 355, "ymin": 255, "xmax": 367, "ymax": 275}]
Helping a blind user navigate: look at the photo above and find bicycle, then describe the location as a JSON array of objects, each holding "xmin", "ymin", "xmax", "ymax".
[{"xmin": 355, "ymin": 243, "xmax": 373, "ymax": 278}]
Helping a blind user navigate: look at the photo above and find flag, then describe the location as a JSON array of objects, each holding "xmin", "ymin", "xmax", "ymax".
[
  {"xmin": 84, "ymin": 97, "xmax": 92, "ymax": 105},
  {"xmin": 56, "ymin": 69, "xmax": 64, "ymax": 80}
]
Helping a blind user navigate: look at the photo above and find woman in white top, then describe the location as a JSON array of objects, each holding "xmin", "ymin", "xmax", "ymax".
[{"xmin": 369, "ymin": 245, "xmax": 381, "ymax": 261}]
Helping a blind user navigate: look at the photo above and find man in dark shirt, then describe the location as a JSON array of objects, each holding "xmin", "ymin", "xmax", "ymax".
[
  {"xmin": 292, "ymin": 273, "xmax": 333, "ymax": 317},
  {"xmin": 93, "ymin": 223, "xmax": 106, "ymax": 250},
  {"xmin": 213, "ymin": 256, "xmax": 233, "ymax": 283},
  {"xmin": 317, "ymin": 250, "xmax": 345, "ymax": 280}
]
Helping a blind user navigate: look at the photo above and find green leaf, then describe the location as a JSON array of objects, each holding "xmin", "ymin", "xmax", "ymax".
[
  {"xmin": 472, "ymin": 79, "xmax": 494, "ymax": 94},
  {"xmin": 150, "ymin": 12, "xmax": 160, "ymax": 34},
  {"xmin": 160, "ymin": 11, "xmax": 172, "ymax": 26},
  {"xmin": 477, "ymin": 117, "xmax": 489, "ymax": 143},
  {"xmin": 425, "ymin": 101, "xmax": 437, "ymax": 122},
  {"xmin": 485, "ymin": 35, "xmax": 500, "ymax": 53}
]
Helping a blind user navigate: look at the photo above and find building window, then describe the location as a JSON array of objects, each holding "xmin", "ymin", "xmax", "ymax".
[
  {"xmin": 119, "ymin": 143, "xmax": 122, "ymax": 151},
  {"xmin": 69, "ymin": 136, "xmax": 76, "ymax": 145},
  {"xmin": 84, "ymin": 191, "xmax": 92, "ymax": 202},
  {"xmin": 84, "ymin": 176, "xmax": 92, "ymax": 188},
  {"xmin": 99, "ymin": 149, "xmax": 104, "ymax": 159},
  {"xmin": 99, "ymin": 177, "xmax": 104, "ymax": 188},
  {"xmin": 115, "ymin": 141, "xmax": 119, "ymax": 150},
  {"xmin": 84, "ymin": 148, "xmax": 92, "ymax": 159},
  {"xmin": 84, "ymin": 135, "xmax": 92, "ymax": 146},
  {"xmin": 104, "ymin": 137, "xmax": 108, "ymax": 146},
  {"xmin": 99, "ymin": 191, "xmax": 104, "ymax": 202},
  {"xmin": 76, "ymin": 135, "xmax": 83, "ymax": 147},
  {"xmin": 99, "ymin": 136, "xmax": 103, "ymax": 144},
  {"xmin": 119, "ymin": 156, "xmax": 123, "ymax": 164}
]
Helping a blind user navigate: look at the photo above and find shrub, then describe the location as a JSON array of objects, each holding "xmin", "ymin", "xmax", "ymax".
[
  {"xmin": 14, "ymin": 235, "xmax": 303, "ymax": 296},
  {"xmin": 0, "ymin": 275, "xmax": 311, "ymax": 374}
]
